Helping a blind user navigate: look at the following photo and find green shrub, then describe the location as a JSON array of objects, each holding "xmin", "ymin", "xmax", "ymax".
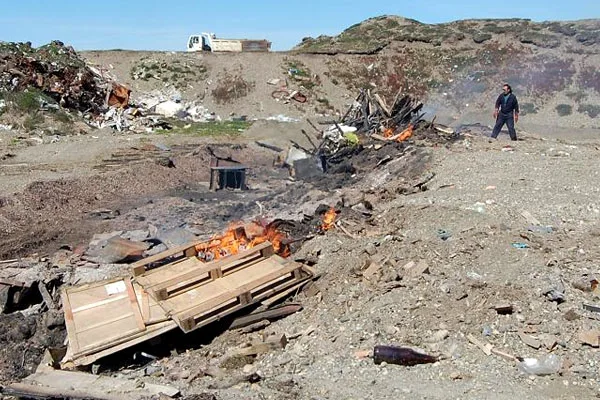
[
  {"xmin": 578, "ymin": 104, "xmax": 600, "ymax": 118},
  {"xmin": 23, "ymin": 112, "xmax": 44, "ymax": 131},
  {"xmin": 555, "ymin": 104, "xmax": 572, "ymax": 116},
  {"xmin": 520, "ymin": 102, "xmax": 538, "ymax": 115}
]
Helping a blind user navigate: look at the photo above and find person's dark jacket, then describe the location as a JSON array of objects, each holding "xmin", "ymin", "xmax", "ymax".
[{"xmin": 495, "ymin": 93, "xmax": 519, "ymax": 115}]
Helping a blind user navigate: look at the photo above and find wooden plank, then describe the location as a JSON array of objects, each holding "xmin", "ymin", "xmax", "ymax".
[
  {"xmin": 71, "ymin": 294, "xmax": 128, "ymax": 313},
  {"xmin": 229, "ymin": 303, "xmax": 303, "ymax": 330},
  {"xmin": 2, "ymin": 382, "xmax": 123, "ymax": 400},
  {"xmin": 64, "ymin": 278, "xmax": 147, "ymax": 357},
  {"xmin": 129, "ymin": 239, "xmax": 206, "ymax": 276},
  {"xmin": 70, "ymin": 321, "xmax": 177, "ymax": 367},
  {"xmin": 13, "ymin": 368, "xmax": 180, "ymax": 399},
  {"xmin": 125, "ymin": 280, "xmax": 145, "ymax": 331},
  {"xmin": 261, "ymin": 280, "xmax": 308, "ymax": 308},
  {"xmin": 146, "ymin": 243, "xmax": 273, "ymax": 300},
  {"xmin": 175, "ymin": 271, "xmax": 307, "ymax": 333},
  {"xmin": 135, "ymin": 257, "xmax": 203, "ymax": 287},
  {"xmin": 61, "ymin": 290, "xmax": 79, "ymax": 355},
  {"xmin": 174, "ymin": 262, "xmax": 301, "ymax": 329},
  {"xmin": 38, "ymin": 282, "xmax": 56, "ymax": 310}
]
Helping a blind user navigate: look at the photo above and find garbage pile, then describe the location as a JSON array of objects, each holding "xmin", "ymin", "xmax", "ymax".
[
  {"xmin": 0, "ymin": 41, "xmax": 221, "ymax": 134},
  {"xmin": 96, "ymin": 89, "xmax": 220, "ymax": 132},
  {"xmin": 0, "ymin": 41, "xmax": 107, "ymax": 115}
]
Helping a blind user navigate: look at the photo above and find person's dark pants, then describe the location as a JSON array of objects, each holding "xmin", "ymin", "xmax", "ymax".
[{"xmin": 491, "ymin": 113, "xmax": 517, "ymax": 140}]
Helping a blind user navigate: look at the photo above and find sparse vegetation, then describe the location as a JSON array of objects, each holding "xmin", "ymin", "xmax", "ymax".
[
  {"xmin": 519, "ymin": 102, "xmax": 539, "ymax": 115},
  {"xmin": 131, "ymin": 58, "xmax": 207, "ymax": 89},
  {"xmin": 565, "ymin": 90, "xmax": 587, "ymax": 102},
  {"xmin": 22, "ymin": 112, "xmax": 44, "ymax": 131},
  {"xmin": 211, "ymin": 67, "xmax": 255, "ymax": 104},
  {"xmin": 579, "ymin": 66, "xmax": 600, "ymax": 94},
  {"xmin": 555, "ymin": 104, "xmax": 573, "ymax": 116},
  {"xmin": 156, "ymin": 120, "xmax": 252, "ymax": 136},
  {"xmin": 0, "ymin": 89, "xmax": 46, "ymax": 114},
  {"xmin": 578, "ymin": 104, "xmax": 600, "ymax": 118}
]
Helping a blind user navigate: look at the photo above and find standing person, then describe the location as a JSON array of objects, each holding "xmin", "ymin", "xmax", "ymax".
[{"xmin": 491, "ymin": 83, "xmax": 519, "ymax": 141}]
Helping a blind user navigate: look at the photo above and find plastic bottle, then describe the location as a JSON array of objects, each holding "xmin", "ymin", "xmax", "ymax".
[
  {"xmin": 373, "ymin": 345, "xmax": 438, "ymax": 366},
  {"xmin": 517, "ymin": 354, "xmax": 562, "ymax": 376}
]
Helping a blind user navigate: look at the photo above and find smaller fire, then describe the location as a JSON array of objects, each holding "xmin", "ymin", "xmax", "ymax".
[
  {"xmin": 397, "ymin": 124, "xmax": 413, "ymax": 142},
  {"xmin": 320, "ymin": 207, "xmax": 337, "ymax": 231},
  {"xmin": 383, "ymin": 127, "xmax": 394, "ymax": 138}
]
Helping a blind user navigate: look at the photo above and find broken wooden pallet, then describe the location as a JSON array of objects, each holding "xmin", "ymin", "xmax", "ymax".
[
  {"xmin": 134, "ymin": 242, "xmax": 312, "ymax": 333},
  {"xmin": 61, "ymin": 241, "xmax": 313, "ymax": 366}
]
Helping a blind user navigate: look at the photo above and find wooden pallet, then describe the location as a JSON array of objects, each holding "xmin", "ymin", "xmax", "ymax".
[
  {"xmin": 134, "ymin": 242, "xmax": 311, "ymax": 333},
  {"xmin": 61, "ymin": 241, "xmax": 313, "ymax": 366}
]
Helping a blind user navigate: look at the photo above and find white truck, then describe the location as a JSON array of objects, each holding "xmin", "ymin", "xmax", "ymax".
[{"xmin": 187, "ymin": 33, "xmax": 271, "ymax": 53}]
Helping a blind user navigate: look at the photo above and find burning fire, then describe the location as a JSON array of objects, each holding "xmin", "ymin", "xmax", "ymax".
[
  {"xmin": 383, "ymin": 127, "xmax": 394, "ymax": 138},
  {"xmin": 195, "ymin": 221, "xmax": 290, "ymax": 261},
  {"xmin": 320, "ymin": 207, "xmax": 337, "ymax": 231},
  {"xmin": 397, "ymin": 124, "xmax": 413, "ymax": 142}
]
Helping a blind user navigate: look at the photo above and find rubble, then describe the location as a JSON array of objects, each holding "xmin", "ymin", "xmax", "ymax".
[{"xmin": 0, "ymin": 41, "xmax": 107, "ymax": 114}]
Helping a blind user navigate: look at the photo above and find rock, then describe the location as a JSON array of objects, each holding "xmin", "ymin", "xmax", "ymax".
[
  {"xmin": 426, "ymin": 329, "xmax": 450, "ymax": 343},
  {"xmin": 120, "ymin": 230, "xmax": 150, "ymax": 242},
  {"xmin": 154, "ymin": 100, "xmax": 184, "ymax": 118},
  {"xmin": 403, "ymin": 260, "xmax": 430, "ymax": 277},
  {"xmin": 563, "ymin": 309, "xmax": 581, "ymax": 321},
  {"xmin": 518, "ymin": 331, "xmax": 542, "ymax": 349},
  {"xmin": 44, "ymin": 310, "xmax": 65, "ymax": 329},
  {"xmin": 364, "ymin": 243, "xmax": 377, "ymax": 256},
  {"xmin": 362, "ymin": 261, "xmax": 381, "ymax": 281},
  {"xmin": 578, "ymin": 329, "xmax": 600, "ymax": 347},
  {"xmin": 155, "ymin": 227, "xmax": 197, "ymax": 248},
  {"xmin": 84, "ymin": 236, "xmax": 149, "ymax": 264},
  {"xmin": 494, "ymin": 303, "xmax": 514, "ymax": 315}
]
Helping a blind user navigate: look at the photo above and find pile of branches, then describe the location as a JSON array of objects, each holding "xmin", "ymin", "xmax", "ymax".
[
  {"xmin": 340, "ymin": 89, "xmax": 425, "ymax": 136},
  {"xmin": 0, "ymin": 41, "xmax": 108, "ymax": 114}
]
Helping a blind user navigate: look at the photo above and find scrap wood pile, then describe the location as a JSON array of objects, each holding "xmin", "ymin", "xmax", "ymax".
[
  {"xmin": 283, "ymin": 89, "xmax": 457, "ymax": 179},
  {"xmin": 59, "ymin": 223, "xmax": 315, "ymax": 368}
]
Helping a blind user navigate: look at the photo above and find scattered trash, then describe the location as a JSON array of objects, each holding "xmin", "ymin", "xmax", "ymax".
[
  {"xmin": 436, "ymin": 229, "xmax": 452, "ymax": 241},
  {"xmin": 265, "ymin": 114, "xmax": 301, "ymax": 123},
  {"xmin": 527, "ymin": 225, "xmax": 553, "ymax": 234},
  {"xmin": 373, "ymin": 345, "xmax": 438, "ymax": 366},
  {"xmin": 511, "ymin": 242, "xmax": 529, "ymax": 249},
  {"xmin": 517, "ymin": 354, "xmax": 562, "ymax": 376}
]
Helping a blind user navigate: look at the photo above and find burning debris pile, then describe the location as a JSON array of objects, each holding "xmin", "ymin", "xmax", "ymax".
[{"xmin": 282, "ymin": 89, "xmax": 458, "ymax": 181}]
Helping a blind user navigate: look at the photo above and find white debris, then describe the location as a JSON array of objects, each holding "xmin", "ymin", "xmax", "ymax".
[
  {"xmin": 266, "ymin": 115, "xmax": 300, "ymax": 123},
  {"xmin": 154, "ymin": 100, "xmax": 184, "ymax": 118}
]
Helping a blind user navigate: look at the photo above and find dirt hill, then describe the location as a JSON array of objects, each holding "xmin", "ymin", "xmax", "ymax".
[{"xmin": 72, "ymin": 16, "xmax": 600, "ymax": 134}]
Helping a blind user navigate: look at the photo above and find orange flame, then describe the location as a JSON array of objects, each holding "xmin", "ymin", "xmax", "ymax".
[
  {"xmin": 397, "ymin": 124, "xmax": 413, "ymax": 142},
  {"xmin": 195, "ymin": 221, "xmax": 290, "ymax": 261},
  {"xmin": 320, "ymin": 207, "xmax": 337, "ymax": 231},
  {"xmin": 383, "ymin": 127, "xmax": 394, "ymax": 138}
]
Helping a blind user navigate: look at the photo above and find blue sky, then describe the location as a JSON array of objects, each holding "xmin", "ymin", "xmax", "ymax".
[{"xmin": 1, "ymin": 1, "xmax": 598, "ymax": 51}]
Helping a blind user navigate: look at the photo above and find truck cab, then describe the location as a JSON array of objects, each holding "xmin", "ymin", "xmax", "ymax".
[{"xmin": 187, "ymin": 33, "xmax": 213, "ymax": 52}]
